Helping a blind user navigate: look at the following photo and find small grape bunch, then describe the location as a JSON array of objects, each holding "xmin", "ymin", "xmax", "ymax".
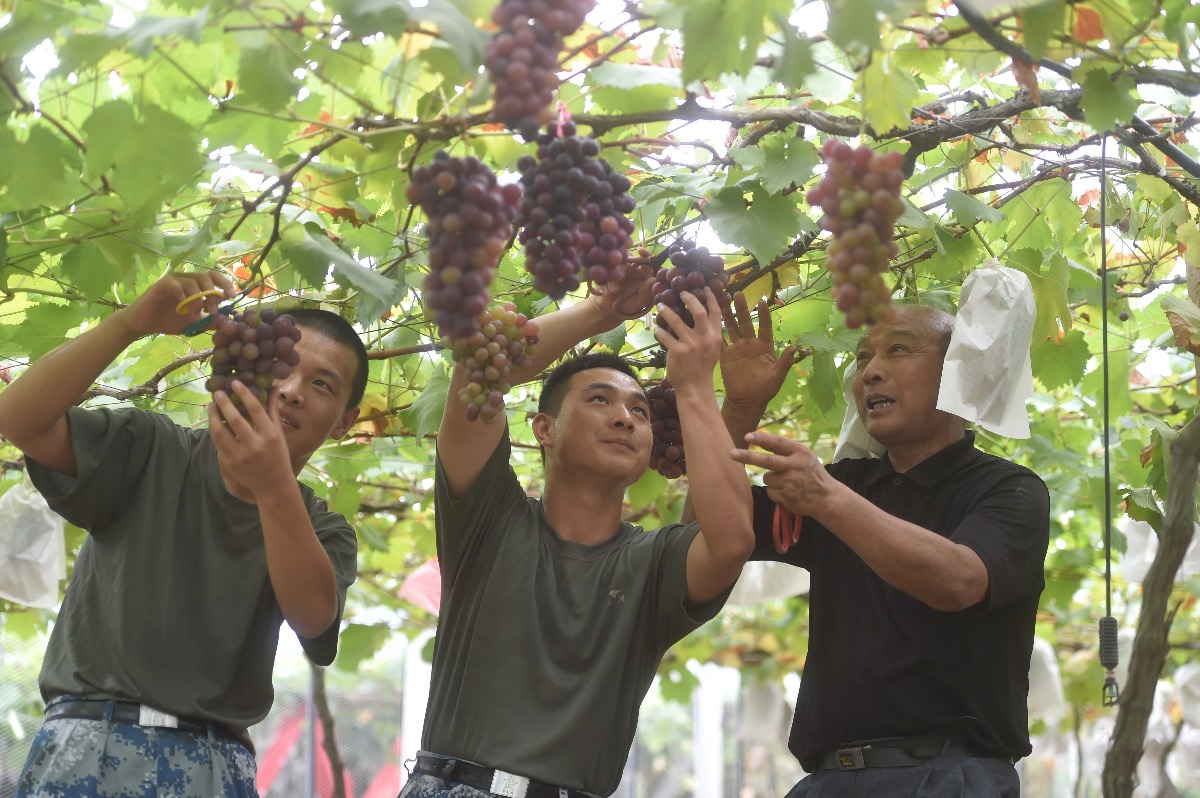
[
  {"xmin": 485, "ymin": 0, "xmax": 597, "ymax": 139},
  {"xmin": 517, "ymin": 121, "xmax": 636, "ymax": 300},
  {"xmin": 445, "ymin": 302, "xmax": 541, "ymax": 423},
  {"xmin": 806, "ymin": 141, "xmax": 905, "ymax": 328},
  {"xmin": 207, "ymin": 307, "xmax": 302, "ymax": 410},
  {"xmin": 651, "ymin": 240, "xmax": 731, "ymax": 331},
  {"xmin": 647, "ymin": 379, "xmax": 685, "ymax": 478}
]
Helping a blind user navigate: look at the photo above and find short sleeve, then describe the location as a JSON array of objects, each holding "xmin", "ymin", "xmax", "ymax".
[
  {"xmin": 748, "ymin": 485, "xmax": 812, "ymax": 568},
  {"xmin": 952, "ymin": 471, "xmax": 1050, "ymax": 610},
  {"xmin": 646, "ymin": 521, "xmax": 732, "ymax": 645},
  {"xmin": 434, "ymin": 431, "xmax": 527, "ymax": 586},
  {"xmin": 26, "ymin": 407, "xmax": 186, "ymax": 532}
]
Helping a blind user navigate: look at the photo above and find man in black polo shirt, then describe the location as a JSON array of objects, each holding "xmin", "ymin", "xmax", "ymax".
[{"xmin": 720, "ymin": 300, "xmax": 1049, "ymax": 796}]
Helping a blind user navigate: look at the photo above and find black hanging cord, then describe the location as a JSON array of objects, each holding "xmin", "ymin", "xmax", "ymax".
[{"xmin": 1098, "ymin": 136, "xmax": 1120, "ymax": 706}]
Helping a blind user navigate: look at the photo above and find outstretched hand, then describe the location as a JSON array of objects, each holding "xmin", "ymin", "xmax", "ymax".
[
  {"xmin": 720, "ymin": 292, "xmax": 800, "ymax": 411},
  {"xmin": 122, "ymin": 272, "xmax": 236, "ymax": 338},
  {"xmin": 731, "ymin": 430, "xmax": 834, "ymax": 520}
]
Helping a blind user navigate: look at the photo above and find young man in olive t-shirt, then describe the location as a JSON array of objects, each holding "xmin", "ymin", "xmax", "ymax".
[
  {"xmin": 400, "ymin": 287, "xmax": 753, "ymax": 798},
  {"xmin": 0, "ymin": 273, "xmax": 367, "ymax": 798}
]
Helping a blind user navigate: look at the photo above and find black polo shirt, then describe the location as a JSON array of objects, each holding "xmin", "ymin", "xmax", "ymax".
[{"xmin": 750, "ymin": 432, "xmax": 1049, "ymax": 770}]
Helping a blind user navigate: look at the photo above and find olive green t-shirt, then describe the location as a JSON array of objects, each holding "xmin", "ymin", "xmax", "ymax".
[
  {"xmin": 27, "ymin": 406, "xmax": 357, "ymax": 732},
  {"xmin": 423, "ymin": 434, "xmax": 728, "ymax": 796}
]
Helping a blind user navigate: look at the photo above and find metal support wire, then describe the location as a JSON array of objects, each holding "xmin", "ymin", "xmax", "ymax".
[{"xmin": 1098, "ymin": 136, "xmax": 1120, "ymax": 706}]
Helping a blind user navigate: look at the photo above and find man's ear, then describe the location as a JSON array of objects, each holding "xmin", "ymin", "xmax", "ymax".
[
  {"xmin": 330, "ymin": 406, "xmax": 361, "ymax": 441},
  {"xmin": 531, "ymin": 412, "xmax": 555, "ymax": 450}
]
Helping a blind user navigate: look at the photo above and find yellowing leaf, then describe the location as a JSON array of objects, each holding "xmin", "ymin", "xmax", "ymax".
[{"xmin": 1072, "ymin": 6, "xmax": 1105, "ymax": 42}]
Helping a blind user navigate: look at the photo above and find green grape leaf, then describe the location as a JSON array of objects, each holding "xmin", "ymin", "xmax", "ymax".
[
  {"xmin": 332, "ymin": 623, "xmax": 393, "ymax": 671},
  {"xmin": 237, "ymin": 45, "xmax": 303, "ymax": 113},
  {"xmin": 758, "ymin": 137, "xmax": 821, "ymax": 195},
  {"xmin": 944, "ymin": 189, "xmax": 1002, "ymax": 226},
  {"xmin": 707, "ymin": 184, "xmax": 800, "ymax": 267},
  {"xmin": 1030, "ymin": 328, "xmax": 1089, "ymax": 390},
  {"xmin": 1077, "ymin": 65, "xmax": 1140, "ymax": 134},
  {"xmin": 399, "ymin": 368, "xmax": 450, "ymax": 442}
]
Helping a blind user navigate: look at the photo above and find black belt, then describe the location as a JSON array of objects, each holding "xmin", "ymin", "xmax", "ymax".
[
  {"xmin": 414, "ymin": 755, "xmax": 592, "ymax": 798},
  {"xmin": 45, "ymin": 700, "xmax": 243, "ymax": 744},
  {"xmin": 809, "ymin": 736, "xmax": 1012, "ymax": 771}
]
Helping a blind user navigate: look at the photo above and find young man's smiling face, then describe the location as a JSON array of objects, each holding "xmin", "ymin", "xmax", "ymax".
[
  {"xmin": 535, "ymin": 367, "xmax": 652, "ymax": 488},
  {"xmin": 275, "ymin": 329, "xmax": 361, "ymax": 472}
]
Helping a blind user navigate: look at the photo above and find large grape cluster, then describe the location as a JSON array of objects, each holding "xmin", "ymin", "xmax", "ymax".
[
  {"xmin": 445, "ymin": 302, "xmax": 541, "ymax": 423},
  {"xmin": 407, "ymin": 152, "xmax": 522, "ymax": 340},
  {"xmin": 516, "ymin": 122, "xmax": 636, "ymax": 300},
  {"xmin": 807, "ymin": 141, "xmax": 905, "ymax": 328},
  {"xmin": 485, "ymin": 0, "xmax": 596, "ymax": 139},
  {"xmin": 651, "ymin": 240, "xmax": 731, "ymax": 330},
  {"xmin": 207, "ymin": 307, "xmax": 302, "ymax": 411},
  {"xmin": 647, "ymin": 379, "xmax": 685, "ymax": 479}
]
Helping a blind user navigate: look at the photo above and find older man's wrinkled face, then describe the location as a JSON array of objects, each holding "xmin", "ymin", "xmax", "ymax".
[{"xmin": 851, "ymin": 307, "xmax": 956, "ymax": 450}]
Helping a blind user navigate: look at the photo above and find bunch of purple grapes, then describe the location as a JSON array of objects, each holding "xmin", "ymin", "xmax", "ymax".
[
  {"xmin": 485, "ymin": 0, "xmax": 596, "ymax": 139},
  {"xmin": 407, "ymin": 152, "xmax": 522, "ymax": 340},
  {"xmin": 207, "ymin": 307, "xmax": 302, "ymax": 410},
  {"xmin": 446, "ymin": 302, "xmax": 541, "ymax": 423},
  {"xmin": 806, "ymin": 141, "xmax": 905, "ymax": 328},
  {"xmin": 651, "ymin": 240, "xmax": 731, "ymax": 330},
  {"xmin": 516, "ymin": 121, "xmax": 636, "ymax": 300},
  {"xmin": 647, "ymin": 379, "xmax": 685, "ymax": 479}
]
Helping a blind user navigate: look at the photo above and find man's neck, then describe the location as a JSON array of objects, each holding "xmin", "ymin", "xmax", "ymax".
[
  {"xmin": 886, "ymin": 427, "xmax": 967, "ymax": 474},
  {"xmin": 540, "ymin": 473, "xmax": 628, "ymax": 545}
]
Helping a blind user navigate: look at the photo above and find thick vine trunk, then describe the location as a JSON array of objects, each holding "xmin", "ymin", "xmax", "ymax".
[
  {"xmin": 1101, "ymin": 415, "xmax": 1200, "ymax": 796},
  {"xmin": 310, "ymin": 661, "xmax": 348, "ymax": 798}
]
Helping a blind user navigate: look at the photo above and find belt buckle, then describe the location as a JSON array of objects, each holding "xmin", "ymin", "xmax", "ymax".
[
  {"xmin": 489, "ymin": 769, "xmax": 530, "ymax": 798},
  {"xmin": 138, "ymin": 705, "xmax": 179, "ymax": 729},
  {"xmin": 836, "ymin": 746, "xmax": 868, "ymax": 770}
]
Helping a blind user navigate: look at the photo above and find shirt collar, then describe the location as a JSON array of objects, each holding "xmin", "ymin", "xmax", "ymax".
[{"xmin": 863, "ymin": 431, "xmax": 979, "ymax": 489}]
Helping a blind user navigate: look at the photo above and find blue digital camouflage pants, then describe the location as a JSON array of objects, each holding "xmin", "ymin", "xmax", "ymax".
[
  {"xmin": 398, "ymin": 771, "xmax": 494, "ymax": 798},
  {"xmin": 15, "ymin": 700, "xmax": 257, "ymax": 798}
]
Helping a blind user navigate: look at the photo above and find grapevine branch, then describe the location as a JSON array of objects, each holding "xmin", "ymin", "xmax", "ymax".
[
  {"xmin": 951, "ymin": 0, "xmax": 1200, "ymax": 181},
  {"xmin": 79, "ymin": 349, "xmax": 212, "ymax": 401}
]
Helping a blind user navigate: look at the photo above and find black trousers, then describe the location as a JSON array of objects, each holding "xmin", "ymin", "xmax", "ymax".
[{"xmin": 787, "ymin": 755, "xmax": 1019, "ymax": 798}]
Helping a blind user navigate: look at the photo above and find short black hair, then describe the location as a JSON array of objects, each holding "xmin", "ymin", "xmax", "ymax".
[
  {"xmin": 288, "ymin": 308, "xmax": 369, "ymax": 409},
  {"xmin": 538, "ymin": 352, "xmax": 641, "ymax": 416}
]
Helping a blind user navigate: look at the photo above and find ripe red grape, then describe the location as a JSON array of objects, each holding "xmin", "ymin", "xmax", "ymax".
[
  {"xmin": 646, "ymin": 379, "xmax": 685, "ymax": 478},
  {"xmin": 651, "ymin": 240, "xmax": 731, "ymax": 330},
  {"xmin": 407, "ymin": 152, "xmax": 522, "ymax": 339},
  {"xmin": 445, "ymin": 302, "xmax": 541, "ymax": 423},
  {"xmin": 516, "ymin": 121, "xmax": 636, "ymax": 299},
  {"xmin": 806, "ymin": 141, "xmax": 905, "ymax": 328},
  {"xmin": 207, "ymin": 307, "xmax": 302, "ymax": 412}
]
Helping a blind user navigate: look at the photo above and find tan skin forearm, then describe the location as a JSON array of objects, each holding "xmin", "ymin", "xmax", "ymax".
[
  {"xmin": 810, "ymin": 479, "xmax": 988, "ymax": 611},
  {"xmin": 676, "ymin": 385, "xmax": 755, "ymax": 603},
  {"xmin": 681, "ymin": 400, "xmax": 766, "ymax": 525},
  {"xmin": 256, "ymin": 482, "xmax": 340, "ymax": 638}
]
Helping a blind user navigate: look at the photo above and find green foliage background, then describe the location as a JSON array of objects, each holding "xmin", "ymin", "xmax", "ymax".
[{"xmin": 2, "ymin": 0, "xmax": 1200, "ymax": 744}]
